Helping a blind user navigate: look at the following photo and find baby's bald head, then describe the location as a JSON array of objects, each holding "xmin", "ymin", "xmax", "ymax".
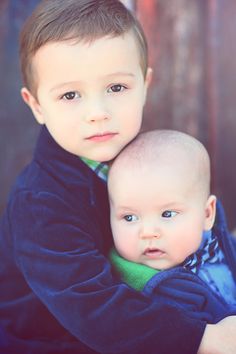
[{"xmin": 108, "ymin": 130, "xmax": 211, "ymax": 200}]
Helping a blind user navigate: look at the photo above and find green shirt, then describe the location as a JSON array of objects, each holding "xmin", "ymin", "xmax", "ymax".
[{"xmin": 110, "ymin": 248, "xmax": 160, "ymax": 291}]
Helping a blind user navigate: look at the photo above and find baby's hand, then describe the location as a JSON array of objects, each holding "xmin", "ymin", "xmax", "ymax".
[{"xmin": 198, "ymin": 316, "xmax": 236, "ymax": 354}]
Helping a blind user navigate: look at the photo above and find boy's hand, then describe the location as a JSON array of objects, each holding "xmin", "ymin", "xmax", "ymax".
[{"xmin": 198, "ymin": 316, "xmax": 236, "ymax": 354}]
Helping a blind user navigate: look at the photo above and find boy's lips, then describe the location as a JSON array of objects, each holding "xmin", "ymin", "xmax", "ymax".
[
  {"xmin": 143, "ymin": 247, "xmax": 166, "ymax": 259},
  {"xmin": 85, "ymin": 132, "xmax": 118, "ymax": 142}
]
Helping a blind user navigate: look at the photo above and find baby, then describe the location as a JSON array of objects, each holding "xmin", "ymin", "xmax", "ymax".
[{"xmin": 108, "ymin": 129, "xmax": 236, "ymax": 315}]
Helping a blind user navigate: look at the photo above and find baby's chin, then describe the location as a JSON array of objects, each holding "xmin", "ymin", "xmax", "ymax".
[{"xmin": 141, "ymin": 258, "xmax": 175, "ymax": 271}]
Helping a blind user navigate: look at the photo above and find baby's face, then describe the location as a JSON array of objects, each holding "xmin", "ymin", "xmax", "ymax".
[
  {"xmin": 109, "ymin": 163, "xmax": 215, "ymax": 270},
  {"xmin": 22, "ymin": 32, "xmax": 151, "ymax": 162}
]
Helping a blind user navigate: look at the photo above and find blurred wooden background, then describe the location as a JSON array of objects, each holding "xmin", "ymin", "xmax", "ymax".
[{"xmin": 0, "ymin": 0, "xmax": 236, "ymax": 230}]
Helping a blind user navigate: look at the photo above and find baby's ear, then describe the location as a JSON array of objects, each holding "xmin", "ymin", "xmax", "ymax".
[
  {"xmin": 204, "ymin": 195, "xmax": 217, "ymax": 230},
  {"xmin": 21, "ymin": 87, "xmax": 45, "ymax": 125}
]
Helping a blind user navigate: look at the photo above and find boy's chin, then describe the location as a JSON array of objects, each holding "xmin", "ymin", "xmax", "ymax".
[
  {"xmin": 88, "ymin": 151, "xmax": 122, "ymax": 163},
  {"xmin": 93, "ymin": 156, "xmax": 115, "ymax": 163}
]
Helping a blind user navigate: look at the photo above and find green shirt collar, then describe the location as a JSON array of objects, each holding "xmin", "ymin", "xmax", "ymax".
[{"xmin": 80, "ymin": 157, "xmax": 109, "ymax": 182}]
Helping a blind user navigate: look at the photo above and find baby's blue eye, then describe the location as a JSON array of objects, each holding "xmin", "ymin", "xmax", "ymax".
[
  {"xmin": 162, "ymin": 210, "xmax": 178, "ymax": 218},
  {"xmin": 124, "ymin": 215, "xmax": 138, "ymax": 222},
  {"xmin": 108, "ymin": 84, "xmax": 125, "ymax": 93},
  {"xmin": 62, "ymin": 91, "xmax": 79, "ymax": 100}
]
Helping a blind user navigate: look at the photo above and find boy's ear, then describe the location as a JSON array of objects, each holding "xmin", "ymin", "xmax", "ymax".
[
  {"xmin": 145, "ymin": 67, "xmax": 153, "ymax": 87},
  {"xmin": 204, "ymin": 195, "xmax": 217, "ymax": 230},
  {"xmin": 143, "ymin": 67, "xmax": 153, "ymax": 104},
  {"xmin": 21, "ymin": 87, "xmax": 45, "ymax": 125}
]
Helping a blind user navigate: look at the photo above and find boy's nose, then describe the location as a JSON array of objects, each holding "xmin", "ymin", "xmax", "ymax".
[
  {"xmin": 86, "ymin": 112, "xmax": 110, "ymax": 123},
  {"xmin": 85, "ymin": 101, "xmax": 110, "ymax": 123}
]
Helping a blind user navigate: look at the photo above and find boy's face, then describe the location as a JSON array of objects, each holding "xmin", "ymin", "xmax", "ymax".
[
  {"xmin": 21, "ymin": 32, "xmax": 152, "ymax": 162},
  {"xmin": 109, "ymin": 163, "xmax": 216, "ymax": 270}
]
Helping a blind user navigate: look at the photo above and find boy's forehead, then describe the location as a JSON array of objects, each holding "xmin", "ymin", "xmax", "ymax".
[
  {"xmin": 32, "ymin": 31, "xmax": 143, "ymax": 87},
  {"xmin": 34, "ymin": 30, "xmax": 138, "ymax": 56}
]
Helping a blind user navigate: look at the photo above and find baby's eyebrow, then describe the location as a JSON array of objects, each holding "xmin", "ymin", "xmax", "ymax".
[
  {"xmin": 160, "ymin": 202, "xmax": 185, "ymax": 210},
  {"xmin": 116, "ymin": 206, "xmax": 138, "ymax": 214}
]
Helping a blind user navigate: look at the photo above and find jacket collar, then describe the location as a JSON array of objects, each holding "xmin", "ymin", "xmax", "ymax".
[{"xmin": 33, "ymin": 125, "xmax": 94, "ymax": 186}]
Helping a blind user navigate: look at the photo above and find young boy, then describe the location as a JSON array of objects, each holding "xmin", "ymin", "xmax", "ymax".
[
  {"xmin": 108, "ymin": 130, "xmax": 236, "ymax": 321},
  {"xmin": 0, "ymin": 1, "xmax": 236, "ymax": 353}
]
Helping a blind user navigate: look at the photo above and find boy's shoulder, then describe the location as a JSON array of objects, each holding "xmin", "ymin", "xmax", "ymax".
[
  {"xmin": 1, "ymin": 125, "xmax": 111, "ymax": 248},
  {"xmin": 10, "ymin": 151, "xmax": 87, "ymax": 202},
  {"xmin": 2, "ymin": 132, "xmax": 110, "ymax": 243},
  {"xmin": 7, "ymin": 126, "xmax": 107, "ymax": 215}
]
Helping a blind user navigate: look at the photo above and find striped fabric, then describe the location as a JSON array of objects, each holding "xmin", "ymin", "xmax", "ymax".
[
  {"xmin": 182, "ymin": 231, "xmax": 224, "ymax": 273},
  {"xmin": 80, "ymin": 157, "xmax": 109, "ymax": 181}
]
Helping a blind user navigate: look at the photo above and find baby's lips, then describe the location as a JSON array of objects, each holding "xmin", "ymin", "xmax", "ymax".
[{"xmin": 143, "ymin": 247, "xmax": 165, "ymax": 258}]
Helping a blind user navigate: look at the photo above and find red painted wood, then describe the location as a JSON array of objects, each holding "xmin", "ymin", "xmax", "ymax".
[{"xmin": 135, "ymin": 0, "xmax": 236, "ymax": 229}]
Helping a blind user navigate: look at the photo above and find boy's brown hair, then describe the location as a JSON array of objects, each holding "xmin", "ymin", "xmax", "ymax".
[{"xmin": 19, "ymin": 0, "xmax": 148, "ymax": 97}]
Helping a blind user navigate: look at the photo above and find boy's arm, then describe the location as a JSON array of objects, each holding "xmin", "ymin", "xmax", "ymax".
[
  {"xmin": 198, "ymin": 316, "xmax": 236, "ymax": 354},
  {"xmin": 9, "ymin": 191, "xmax": 215, "ymax": 353}
]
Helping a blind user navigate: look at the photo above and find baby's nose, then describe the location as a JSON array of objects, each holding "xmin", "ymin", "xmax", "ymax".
[{"xmin": 140, "ymin": 223, "xmax": 161, "ymax": 239}]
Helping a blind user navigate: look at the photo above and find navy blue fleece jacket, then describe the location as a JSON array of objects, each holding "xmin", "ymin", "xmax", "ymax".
[{"xmin": 0, "ymin": 126, "xmax": 220, "ymax": 354}]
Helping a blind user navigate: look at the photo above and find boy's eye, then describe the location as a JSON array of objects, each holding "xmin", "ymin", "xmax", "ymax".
[
  {"xmin": 108, "ymin": 84, "xmax": 126, "ymax": 93},
  {"xmin": 124, "ymin": 214, "xmax": 138, "ymax": 222},
  {"xmin": 62, "ymin": 91, "xmax": 80, "ymax": 100},
  {"xmin": 162, "ymin": 210, "xmax": 178, "ymax": 218}
]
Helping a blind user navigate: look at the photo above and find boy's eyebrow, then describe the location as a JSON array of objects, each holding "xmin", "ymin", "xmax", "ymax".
[
  {"xmin": 49, "ymin": 72, "xmax": 135, "ymax": 93},
  {"xmin": 50, "ymin": 82, "xmax": 82, "ymax": 93},
  {"xmin": 105, "ymin": 71, "xmax": 135, "ymax": 78}
]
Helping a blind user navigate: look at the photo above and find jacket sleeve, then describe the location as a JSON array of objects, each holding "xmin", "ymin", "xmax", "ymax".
[
  {"xmin": 10, "ymin": 190, "xmax": 206, "ymax": 354},
  {"xmin": 143, "ymin": 267, "xmax": 236, "ymax": 325}
]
